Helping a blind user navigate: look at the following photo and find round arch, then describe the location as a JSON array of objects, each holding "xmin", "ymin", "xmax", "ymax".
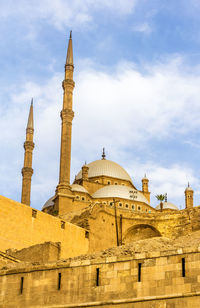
[{"xmin": 123, "ymin": 224, "xmax": 161, "ymax": 244}]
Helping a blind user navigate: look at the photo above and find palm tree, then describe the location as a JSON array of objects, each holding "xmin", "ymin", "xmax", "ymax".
[{"xmin": 156, "ymin": 194, "xmax": 165, "ymax": 212}]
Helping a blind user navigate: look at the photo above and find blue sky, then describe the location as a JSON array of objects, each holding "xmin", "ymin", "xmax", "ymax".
[{"xmin": 1, "ymin": 0, "xmax": 200, "ymax": 210}]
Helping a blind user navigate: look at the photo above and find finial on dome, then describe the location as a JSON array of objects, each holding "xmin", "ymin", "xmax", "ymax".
[
  {"xmin": 188, "ymin": 182, "xmax": 190, "ymax": 188},
  {"xmin": 142, "ymin": 173, "xmax": 148, "ymax": 180},
  {"xmin": 165, "ymin": 193, "xmax": 167, "ymax": 202},
  {"xmin": 70, "ymin": 30, "xmax": 72, "ymax": 39},
  {"xmin": 102, "ymin": 148, "xmax": 106, "ymax": 160}
]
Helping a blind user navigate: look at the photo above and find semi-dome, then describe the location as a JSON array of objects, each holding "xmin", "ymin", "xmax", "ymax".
[
  {"xmin": 42, "ymin": 196, "xmax": 54, "ymax": 210},
  {"xmin": 42, "ymin": 185, "xmax": 89, "ymax": 211},
  {"xmin": 156, "ymin": 202, "xmax": 179, "ymax": 211},
  {"xmin": 92, "ymin": 185, "xmax": 150, "ymax": 205},
  {"xmin": 71, "ymin": 184, "xmax": 89, "ymax": 194},
  {"xmin": 76, "ymin": 160, "xmax": 132, "ymax": 183}
]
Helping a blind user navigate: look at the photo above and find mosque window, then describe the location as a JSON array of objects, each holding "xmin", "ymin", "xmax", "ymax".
[
  {"xmin": 61, "ymin": 221, "xmax": 65, "ymax": 229},
  {"xmin": 32, "ymin": 209, "xmax": 37, "ymax": 218},
  {"xmin": 182, "ymin": 258, "xmax": 186, "ymax": 277},
  {"xmin": 122, "ymin": 183, "xmax": 125, "ymax": 186},
  {"xmin": 149, "ymin": 210, "xmax": 151, "ymax": 213},
  {"xmin": 96, "ymin": 268, "xmax": 100, "ymax": 286},
  {"xmin": 132, "ymin": 205, "xmax": 135, "ymax": 210},
  {"xmin": 138, "ymin": 206, "xmax": 141, "ymax": 211},
  {"xmin": 109, "ymin": 202, "xmax": 113, "ymax": 206},
  {"xmin": 125, "ymin": 204, "xmax": 129, "ymax": 208},
  {"xmin": 76, "ymin": 195, "xmax": 80, "ymax": 200},
  {"xmin": 114, "ymin": 182, "xmax": 118, "ymax": 185},
  {"xmin": 107, "ymin": 181, "xmax": 111, "ymax": 184},
  {"xmin": 146, "ymin": 209, "xmax": 148, "ymax": 212},
  {"xmin": 138, "ymin": 263, "xmax": 142, "ymax": 282},
  {"xmin": 58, "ymin": 273, "xmax": 61, "ymax": 290},
  {"xmin": 82, "ymin": 197, "xmax": 85, "ymax": 201},
  {"xmin": 118, "ymin": 202, "xmax": 123, "ymax": 207},
  {"xmin": 20, "ymin": 277, "xmax": 24, "ymax": 294},
  {"xmin": 85, "ymin": 231, "xmax": 89, "ymax": 239},
  {"xmin": 103, "ymin": 201, "xmax": 107, "ymax": 205}
]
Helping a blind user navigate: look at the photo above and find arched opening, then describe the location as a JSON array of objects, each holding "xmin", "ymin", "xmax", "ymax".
[{"xmin": 124, "ymin": 224, "xmax": 161, "ymax": 243}]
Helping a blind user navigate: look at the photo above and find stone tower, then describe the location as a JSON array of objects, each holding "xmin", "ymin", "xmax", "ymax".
[
  {"xmin": 82, "ymin": 163, "xmax": 89, "ymax": 181},
  {"xmin": 21, "ymin": 99, "xmax": 34, "ymax": 206},
  {"xmin": 54, "ymin": 32, "xmax": 75, "ymax": 215},
  {"xmin": 142, "ymin": 174, "xmax": 150, "ymax": 202},
  {"xmin": 185, "ymin": 183, "xmax": 193, "ymax": 209}
]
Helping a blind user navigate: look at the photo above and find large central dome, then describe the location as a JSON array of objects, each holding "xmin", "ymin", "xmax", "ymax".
[{"xmin": 76, "ymin": 159, "xmax": 132, "ymax": 183}]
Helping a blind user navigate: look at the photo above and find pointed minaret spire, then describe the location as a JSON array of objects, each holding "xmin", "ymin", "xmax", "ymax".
[
  {"xmin": 54, "ymin": 31, "xmax": 75, "ymax": 215},
  {"xmin": 21, "ymin": 99, "xmax": 35, "ymax": 206},
  {"xmin": 66, "ymin": 30, "xmax": 73, "ymax": 66},
  {"xmin": 102, "ymin": 148, "xmax": 106, "ymax": 160},
  {"xmin": 27, "ymin": 98, "xmax": 34, "ymax": 129}
]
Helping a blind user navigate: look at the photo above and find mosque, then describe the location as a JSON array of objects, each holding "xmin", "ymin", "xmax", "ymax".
[{"xmin": 0, "ymin": 33, "xmax": 200, "ymax": 307}]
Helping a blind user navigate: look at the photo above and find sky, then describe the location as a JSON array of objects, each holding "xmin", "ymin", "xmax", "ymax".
[{"xmin": 1, "ymin": 0, "xmax": 200, "ymax": 210}]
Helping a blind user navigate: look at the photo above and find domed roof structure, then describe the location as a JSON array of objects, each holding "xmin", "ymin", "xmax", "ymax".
[
  {"xmin": 42, "ymin": 196, "xmax": 54, "ymax": 210},
  {"xmin": 71, "ymin": 184, "xmax": 89, "ymax": 194},
  {"xmin": 42, "ymin": 184, "xmax": 89, "ymax": 210},
  {"xmin": 92, "ymin": 185, "xmax": 149, "ymax": 205},
  {"xmin": 76, "ymin": 160, "xmax": 132, "ymax": 183},
  {"xmin": 155, "ymin": 202, "xmax": 179, "ymax": 211}
]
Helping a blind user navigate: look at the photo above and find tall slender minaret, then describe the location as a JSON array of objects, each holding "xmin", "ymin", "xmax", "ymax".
[
  {"xmin": 21, "ymin": 99, "xmax": 34, "ymax": 206},
  {"xmin": 54, "ymin": 31, "xmax": 75, "ymax": 215}
]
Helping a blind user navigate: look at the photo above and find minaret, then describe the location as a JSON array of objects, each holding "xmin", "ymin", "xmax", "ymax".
[
  {"xmin": 54, "ymin": 31, "xmax": 75, "ymax": 215},
  {"xmin": 142, "ymin": 174, "xmax": 150, "ymax": 203},
  {"xmin": 21, "ymin": 99, "xmax": 34, "ymax": 206},
  {"xmin": 185, "ymin": 183, "xmax": 193, "ymax": 209},
  {"xmin": 82, "ymin": 163, "xmax": 89, "ymax": 181}
]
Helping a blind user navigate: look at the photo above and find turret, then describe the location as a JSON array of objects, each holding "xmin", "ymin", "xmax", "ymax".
[
  {"xmin": 185, "ymin": 183, "xmax": 193, "ymax": 209},
  {"xmin": 142, "ymin": 174, "xmax": 149, "ymax": 193},
  {"xmin": 82, "ymin": 163, "xmax": 89, "ymax": 181},
  {"xmin": 141, "ymin": 174, "xmax": 150, "ymax": 203},
  {"xmin": 54, "ymin": 31, "xmax": 75, "ymax": 215},
  {"xmin": 21, "ymin": 99, "xmax": 34, "ymax": 206}
]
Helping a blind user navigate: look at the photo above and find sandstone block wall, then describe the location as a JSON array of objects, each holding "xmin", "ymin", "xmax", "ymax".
[
  {"xmin": 0, "ymin": 195, "xmax": 89, "ymax": 259},
  {"xmin": 1, "ymin": 248, "xmax": 200, "ymax": 307},
  {"xmin": 0, "ymin": 252, "xmax": 19, "ymax": 267},
  {"xmin": 7, "ymin": 242, "xmax": 61, "ymax": 263}
]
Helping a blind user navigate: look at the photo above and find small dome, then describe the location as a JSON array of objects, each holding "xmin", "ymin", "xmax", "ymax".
[
  {"xmin": 76, "ymin": 160, "xmax": 132, "ymax": 183},
  {"xmin": 92, "ymin": 185, "xmax": 149, "ymax": 205},
  {"xmin": 42, "ymin": 196, "xmax": 54, "ymax": 210},
  {"xmin": 156, "ymin": 202, "xmax": 179, "ymax": 211},
  {"xmin": 185, "ymin": 186, "xmax": 193, "ymax": 192},
  {"xmin": 71, "ymin": 184, "xmax": 89, "ymax": 194}
]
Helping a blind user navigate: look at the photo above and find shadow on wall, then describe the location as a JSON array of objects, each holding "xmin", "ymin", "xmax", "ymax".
[{"xmin": 123, "ymin": 224, "xmax": 161, "ymax": 243}]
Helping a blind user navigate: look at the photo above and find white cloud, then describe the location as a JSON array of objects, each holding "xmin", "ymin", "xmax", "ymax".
[
  {"xmin": 0, "ymin": 0, "xmax": 138, "ymax": 30},
  {"xmin": 132, "ymin": 23, "xmax": 152, "ymax": 34},
  {"xmin": 2, "ymin": 56, "xmax": 200, "ymax": 209},
  {"xmin": 125, "ymin": 161, "xmax": 199, "ymax": 208}
]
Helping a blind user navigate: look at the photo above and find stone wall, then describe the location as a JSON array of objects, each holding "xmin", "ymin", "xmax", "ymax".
[
  {"xmin": 0, "ymin": 195, "xmax": 89, "ymax": 259},
  {"xmin": 70, "ymin": 204, "xmax": 193, "ymax": 253},
  {"xmin": 6, "ymin": 242, "xmax": 61, "ymax": 263},
  {"xmin": 0, "ymin": 247, "xmax": 200, "ymax": 307},
  {"xmin": 0, "ymin": 252, "xmax": 20, "ymax": 267}
]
